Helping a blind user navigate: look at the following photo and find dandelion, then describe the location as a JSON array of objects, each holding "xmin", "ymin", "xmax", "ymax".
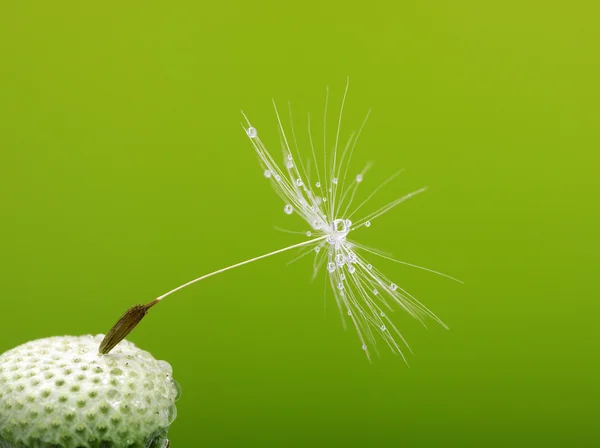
[{"xmin": 99, "ymin": 80, "xmax": 461, "ymax": 362}]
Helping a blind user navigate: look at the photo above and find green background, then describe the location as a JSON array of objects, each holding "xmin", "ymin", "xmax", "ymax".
[{"xmin": 1, "ymin": 1, "xmax": 599, "ymax": 446}]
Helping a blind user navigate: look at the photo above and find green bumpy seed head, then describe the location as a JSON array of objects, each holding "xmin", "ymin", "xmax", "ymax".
[{"xmin": 0, "ymin": 335, "xmax": 180, "ymax": 448}]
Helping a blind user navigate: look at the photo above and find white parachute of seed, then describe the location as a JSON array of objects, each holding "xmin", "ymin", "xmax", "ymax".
[{"xmin": 151, "ymin": 80, "xmax": 461, "ymax": 362}]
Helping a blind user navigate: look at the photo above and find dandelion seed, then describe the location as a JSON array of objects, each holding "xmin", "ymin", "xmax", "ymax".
[{"xmin": 131, "ymin": 81, "xmax": 461, "ymax": 363}]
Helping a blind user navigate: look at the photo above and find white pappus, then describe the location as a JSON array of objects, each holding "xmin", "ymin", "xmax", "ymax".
[{"xmin": 239, "ymin": 81, "xmax": 461, "ymax": 361}]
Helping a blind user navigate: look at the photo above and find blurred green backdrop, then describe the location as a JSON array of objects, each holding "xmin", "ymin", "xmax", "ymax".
[{"xmin": 1, "ymin": 1, "xmax": 599, "ymax": 446}]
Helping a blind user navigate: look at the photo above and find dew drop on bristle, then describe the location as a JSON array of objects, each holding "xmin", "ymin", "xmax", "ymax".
[
  {"xmin": 314, "ymin": 246, "xmax": 320, "ymax": 253},
  {"xmin": 338, "ymin": 282, "xmax": 344, "ymax": 290},
  {"xmin": 312, "ymin": 220, "xmax": 322, "ymax": 229},
  {"xmin": 381, "ymin": 325, "xmax": 387, "ymax": 331},
  {"xmin": 306, "ymin": 231, "xmax": 312, "ymax": 237},
  {"xmin": 340, "ymin": 274, "xmax": 346, "ymax": 280},
  {"xmin": 315, "ymin": 182, "xmax": 321, "ymax": 188},
  {"xmin": 286, "ymin": 160, "xmax": 294, "ymax": 169},
  {"xmin": 347, "ymin": 310, "xmax": 352, "ymax": 316},
  {"xmin": 335, "ymin": 254, "xmax": 346, "ymax": 266},
  {"xmin": 356, "ymin": 173, "xmax": 363, "ymax": 183},
  {"xmin": 327, "ymin": 262, "xmax": 336, "ymax": 273},
  {"xmin": 246, "ymin": 127, "xmax": 257, "ymax": 138},
  {"xmin": 284, "ymin": 204, "xmax": 293, "ymax": 215},
  {"xmin": 332, "ymin": 178, "xmax": 338, "ymax": 185},
  {"xmin": 380, "ymin": 311, "xmax": 385, "ymax": 317},
  {"xmin": 296, "ymin": 178, "xmax": 303, "ymax": 186},
  {"xmin": 373, "ymin": 289, "xmax": 379, "ymax": 295},
  {"xmin": 362, "ymin": 344, "xmax": 368, "ymax": 351},
  {"xmin": 390, "ymin": 283, "xmax": 398, "ymax": 291},
  {"xmin": 348, "ymin": 265, "xmax": 356, "ymax": 274},
  {"xmin": 264, "ymin": 170, "xmax": 272, "ymax": 178},
  {"xmin": 275, "ymin": 175, "xmax": 281, "ymax": 181},
  {"xmin": 364, "ymin": 221, "xmax": 371, "ymax": 228},
  {"xmin": 367, "ymin": 264, "xmax": 372, "ymax": 270}
]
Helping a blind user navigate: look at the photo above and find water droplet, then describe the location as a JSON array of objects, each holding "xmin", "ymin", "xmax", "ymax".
[
  {"xmin": 340, "ymin": 274, "xmax": 346, "ymax": 280},
  {"xmin": 348, "ymin": 265, "xmax": 356, "ymax": 274},
  {"xmin": 284, "ymin": 204, "xmax": 293, "ymax": 215},
  {"xmin": 332, "ymin": 178, "xmax": 338, "ymax": 185},
  {"xmin": 381, "ymin": 325, "xmax": 387, "ymax": 331},
  {"xmin": 390, "ymin": 283, "xmax": 398, "ymax": 291},
  {"xmin": 347, "ymin": 310, "xmax": 352, "ymax": 316},
  {"xmin": 287, "ymin": 154, "xmax": 293, "ymax": 161},
  {"xmin": 264, "ymin": 170, "xmax": 272, "ymax": 178},
  {"xmin": 322, "ymin": 197, "xmax": 327, "ymax": 202},
  {"xmin": 296, "ymin": 178, "xmax": 303, "ymax": 186},
  {"xmin": 314, "ymin": 246, "xmax": 320, "ymax": 253},
  {"xmin": 275, "ymin": 175, "xmax": 281, "ymax": 181},
  {"xmin": 171, "ymin": 378, "xmax": 181, "ymax": 401},
  {"xmin": 306, "ymin": 231, "xmax": 312, "ymax": 237},
  {"xmin": 347, "ymin": 252, "xmax": 357, "ymax": 263},
  {"xmin": 312, "ymin": 219, "xmax": 322, "ymax": 229},
  {"xmin": 246, "ymin": 127, "xmax": 257, "ymax": 138},
  {"xmin": 338, "ymin": 282, "xmax": 345, "ymax": 290},
  {"xmin": 380, "ymin": 311, "xmax": 385, "ymax": 317},
  {"xmin": 286, "ymin": 160, "xmax": 294, "ymax": 169},
  {"xmin": 373, "ymin": 289, "xmax": 379, "ymax": 295},
  {"xmin": 362, "ymin": 344, "xmax": 368, "ymax": 351},
  {"xmin": 364, "ymin": 221, "xmax": 371, "ymax": 228},
  {"xmin": 327, "ymin": 262, "xmax": 336, "ymax": 273},
  {"xmin": 367, "ymin": 264, "xmax": 372, "ymax": 270},
  {"xmin": 356, "ymin": 173, "xmax": 363, "ymax": 183},
  {"xmin": 315, "ymin": 181, "xmax": 321, "ymax": 188},
  {"xmin": 345, "ymin": 219, "xmax": 352, "ymax": 228},
  {"xmin": 335, "ymin": 253, "xmax": 346, "ymax": 266},
  {"xmin": 315, "ymin": 196, "xmax": 323, "ymax": 205},
  {"xmin": 168, "ymin": 404, "xmax": 178, "ymax": 424}
]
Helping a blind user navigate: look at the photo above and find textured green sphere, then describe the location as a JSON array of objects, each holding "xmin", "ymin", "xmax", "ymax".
[{"xmin": 0, "ymin": 335, "xmax": 180, "ymax": 448}]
